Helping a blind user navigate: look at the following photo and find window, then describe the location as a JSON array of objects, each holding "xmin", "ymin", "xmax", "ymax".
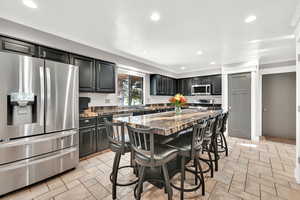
[{"xmin": 117, "ymin": 70, "xmax": 144, "ymax": 106}]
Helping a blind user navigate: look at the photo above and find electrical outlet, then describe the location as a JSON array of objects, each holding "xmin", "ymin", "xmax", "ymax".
[{"xmin": 105, "ymin": 99, "xmax": 111, "ymax": 104}]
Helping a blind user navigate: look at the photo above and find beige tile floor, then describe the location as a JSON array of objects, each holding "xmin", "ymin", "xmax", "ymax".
[{"xmin": 1, "ymin": 137, "xmax": 300, "ymax": 200}]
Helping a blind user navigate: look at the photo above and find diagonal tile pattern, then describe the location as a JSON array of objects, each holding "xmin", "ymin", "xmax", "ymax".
[{"xmin": 1, "ymin": 137, "xmax": 300, "ymax": 200}]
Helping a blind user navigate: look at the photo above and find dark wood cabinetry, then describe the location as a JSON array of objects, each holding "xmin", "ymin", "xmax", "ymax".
[
  {"xmin": 152, "ymin": 74, "xmax": 222, "ymax": 96},
  {"xmin": 79, "ymin": 115, "xmax": 112, "ymax": 158},
  {"xmin": 38, "ymin": 46, "xmax": 70, "ymax": 64},
  {"xmin": 177, "ymin": 78, "xmax": 192, "ymax": 96},
  {"xmin": 0, "ymin": 37, "xmax": 36, "ymax": 56},
  {"xmin": 0, "ymin": 35, "xmax": 116, "ymax": 94},
  {"xmin": 210, "ymin": 75, "xmax": 222, "ymax": 95},
  {"xmin": 95, "ymin": 60, "xmax": 116, "ymax": 93},
  {"xmin": 79, "ymin": 127, "xmax": 96, "ymax": 158},
  {"xmin": 150, "ymin": 74, "xmax": 177, "ymax": 96},
  {"xmin": 96, "ymin": 126, "xmax": 109, "ymax": 151},
  {"xmin": 70, "ymin": 54, "xmax": 95, "ymax": 92}
]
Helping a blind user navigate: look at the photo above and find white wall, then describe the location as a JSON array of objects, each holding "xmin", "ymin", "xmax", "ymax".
[{"xmin": 295, "ymin": 22, "xmax": 300, "ymax": 184}]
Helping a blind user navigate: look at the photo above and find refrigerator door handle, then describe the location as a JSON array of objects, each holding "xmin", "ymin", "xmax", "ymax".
[
  {"xmin": 39, "ymin": 66, "xmax": 45, "ymax": 126},
  {"xmin": 45, "ymin": 67, "xmax": 51, "ymax": 125}
]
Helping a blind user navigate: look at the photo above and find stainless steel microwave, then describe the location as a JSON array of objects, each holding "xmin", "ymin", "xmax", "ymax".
[{"xmin": 191, "ymin": 84, "xmax": 211, "ymax": 95}]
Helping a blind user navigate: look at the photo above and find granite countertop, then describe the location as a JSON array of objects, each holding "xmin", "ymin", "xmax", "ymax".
[
  {"xmin": 113, "ymin": 108, "xmax": 221, "ymax": 136},
  {"xmin": 80, "ymin": 105, "xmax": 189, "ymax": 118}
]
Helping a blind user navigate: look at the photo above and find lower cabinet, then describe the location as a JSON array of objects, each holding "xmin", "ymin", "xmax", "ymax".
[
  {"xmin": 79, "ymin": 127, "xmax": 96, "ymax": 158},
  {"xmin": 96, "ymin": 126, "xmax": 109, "ymax": 152}
]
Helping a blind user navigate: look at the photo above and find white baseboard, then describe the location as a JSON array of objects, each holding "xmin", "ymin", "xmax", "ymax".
[{"xmin": 295, "ymin": 165, "xmax": 300, "ymax": 184}]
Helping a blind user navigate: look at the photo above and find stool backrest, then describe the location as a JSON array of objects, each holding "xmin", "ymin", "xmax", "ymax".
[
  {"xmin": 204, "ymin": 117, "xmax": 217, "ymax": 139},
  {"xmin": 191, "ymin": 122, "xmax": 207, "ymax": 158},
  {"xmin": 127, "ymin": 125, "xmax": 154, "ymax": 162},
  {"xmin": 104, "ymin": 118, "xmax": 126, "ymax": 151},
  {"xmin": 221, "ymin": 112, "xmax": 229, "ymax": 133},
  {"xmin": 215, "ymin": 114, "xmax": 223, "ymax": 134}
]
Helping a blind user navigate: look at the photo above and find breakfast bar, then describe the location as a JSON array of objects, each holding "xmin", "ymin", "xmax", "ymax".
[{"xmin": 113, "ymin": 108, "xmax": 221, "ymax": 187}]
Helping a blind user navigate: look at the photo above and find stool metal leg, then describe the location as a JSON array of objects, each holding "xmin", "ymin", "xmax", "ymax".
[
  {"xmin": 212, "ymin": 138, "xmax": 219, "ymax": 171},
  {"xmin": 180, "ymin": 156, "xmax": 185, "ymax": 200},
  {"xmin": 112, "ymin": 152, "xmax": 121, "ymax": 200},
  {"xmin": 221, "ymin": 132, "xmax": 228, "ymax": 156},
  {"xmin": 136, "ymin": 166, "xmax": 145, "ymax": 200},
  {"xmin": 207, "ymin": 148, "xmax": 214, "ymax": 178},
  {"xmin": 194, "ymin": 158, "xmax": 198, "ymax": 185},
  {"xmin": 196, "ymin": 157, "xmax": 205, "ymax": 196},
  {"xmin": 162, "ymin": 164, "xmax": 173, "ymax": 200}
]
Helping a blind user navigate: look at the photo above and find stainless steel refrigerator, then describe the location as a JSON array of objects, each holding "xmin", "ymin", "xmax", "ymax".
[{"xmin": 0, "ymin": 52, "xmax": 79, "ymax": 196}]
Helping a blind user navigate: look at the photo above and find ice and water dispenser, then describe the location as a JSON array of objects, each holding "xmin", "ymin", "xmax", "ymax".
[{"xmin": 7, "ymin": 92, "xmax": 37, "ymax": 126}]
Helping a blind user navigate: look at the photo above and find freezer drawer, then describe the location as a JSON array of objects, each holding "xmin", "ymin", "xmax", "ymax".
[
  {"xmin": 0, "ymin": 146, "xmax": 78, "ymax": 196},
  {"xmin": 0, "ymin": 129, "xmax": 78, "ymax": 165}
]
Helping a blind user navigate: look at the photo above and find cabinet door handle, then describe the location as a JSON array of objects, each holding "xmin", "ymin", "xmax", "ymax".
[{"xmin": 43, "ymin": 51, "xmax": 46, "ymax": 57}]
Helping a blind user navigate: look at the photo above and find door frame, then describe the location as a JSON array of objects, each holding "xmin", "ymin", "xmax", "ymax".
[
  {"xmin": 258, "ymin": 65, "xmax": 296, "ymax": 139},
  {"xmin": 222, "ymin": 61, "xmax": 259, "ymax": 140}
]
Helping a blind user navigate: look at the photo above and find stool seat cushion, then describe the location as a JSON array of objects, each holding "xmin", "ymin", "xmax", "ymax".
[
  {"xmin": 110, "ymin": 134, "xmax": 131, "ymax": 153},
  {"xmin": 166, "ymin": 135, "xmax": 192, "ymax": 153},
  {"xmin": 135, "ymin": 144, "xmax": 178, "ymax": 166}
]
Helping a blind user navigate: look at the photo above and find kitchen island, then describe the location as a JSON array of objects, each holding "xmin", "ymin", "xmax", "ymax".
[
  {"xmin": 114, "ymin": 108, "xmax": 221, "ymax": 188},
  {"xmin": 114, "ymin": 108, "xmax": 220, "ymax": 136}
]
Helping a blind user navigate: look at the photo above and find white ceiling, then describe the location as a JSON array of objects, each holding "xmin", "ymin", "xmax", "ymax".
[{"xmin": 0, "ymin": 0, "xmax": 298, "ymax": 74}]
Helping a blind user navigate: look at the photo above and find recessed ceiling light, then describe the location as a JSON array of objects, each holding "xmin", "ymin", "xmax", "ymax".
[
  {"xmin": 196, "ymin": 50, "xmax": 203, "ymax": 55},
  {"xmin": 210, "ymin": 61, "xmax": 216, "ymax": 65},
  {"xmin": 150, "ymin": 12, "xmax": 160, "ymax": 22},
  {"xmin": 23, "ymin": 0, "xmax": 37, "ymax": 9},
  {"xmin": 245, "ymin": 15, "xmax": 257, "ymax": 23},
  {"xmin": 180, "ymin": 66, "xmax": 186, "ymax": 70}
]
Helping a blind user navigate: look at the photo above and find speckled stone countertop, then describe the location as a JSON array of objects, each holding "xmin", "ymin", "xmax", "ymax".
[
  {"xmin": 113, "ymin": 109, "xmax": 221, "ymax": 136},
  {"xmin": 80, "ymin": 105, "xmax": 189, "ymax": 118}
]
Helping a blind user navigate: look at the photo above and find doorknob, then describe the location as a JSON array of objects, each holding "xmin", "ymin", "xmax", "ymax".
[
  {"xmin": 228, "ymin": 106, "xmax": 232, "ymax": 111},
  {"xmin": 263, "ymin": 108, "xmax": 267, "ymax": 112}
]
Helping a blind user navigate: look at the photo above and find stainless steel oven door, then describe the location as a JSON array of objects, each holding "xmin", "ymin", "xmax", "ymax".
[{"xmin": 0, "ymin": 146, "xmax": 78, "ymax": 196}]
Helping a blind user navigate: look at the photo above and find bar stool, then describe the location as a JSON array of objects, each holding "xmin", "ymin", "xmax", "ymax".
[
  {"xmin": 199, "ymin": 116, "xmax": 221, "ymax": 172},
  {"xmin": 216, "ymin": 112, "xmax": 229, "ymax": 157},
  {"xmin": 104, "ymin": 119, "xmax": 139, "ymax": 200},
  {"xmin": 127, "ymin": 126, "xmax": 178, "ymax": 200},
  {"xmin": 166, "ymin": 122, "xmax": 207, "ymax": 200}
]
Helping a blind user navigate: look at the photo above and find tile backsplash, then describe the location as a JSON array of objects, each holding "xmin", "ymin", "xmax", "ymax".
[{"xmin": 80, "ymin": 92, "xmax": 222, "ymax": 107}]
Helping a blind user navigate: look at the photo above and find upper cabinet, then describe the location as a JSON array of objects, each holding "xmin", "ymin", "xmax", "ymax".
[
  {"xmin": 95, "ymin": 60, "xmax": 116, "ymax": 93},
  {"xmin": 210, "ymin": 75, "xmax": 222, "ymax": 95},
  {"xmin": 177, "ymin": 78, "xmax": 192, "ymax": 96},
  {"xmin": 150, "ymin": 74, "xmax": 177, "ymax": 96},
  {"xmin": 0, "ymin": 37, "xmax": 36, "ymax": 56},
  {"xmin": 70, "ymin": 54, "xmax": 95, "ymax": 92},
  {"xmin": 38, "ymin": 46, "xmax": 70, "ymax": 64}
]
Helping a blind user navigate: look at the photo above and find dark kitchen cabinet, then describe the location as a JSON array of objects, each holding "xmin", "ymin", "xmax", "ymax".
[
  {"xmin": 150, "ymin": 74, "xmax": 177, "ymax": 96},
  {"xmin": 70, "ymin": 54, "xmax": 95, "ymax": 92},
  {"xmin": 0, "ymin": 37, "xmax": 36, "ymax": 56},
  {"xmin": 79, "ymin": 127, "xmax": 96, "ymax": 158},
  {"xmin": 95, "ymin": 60, "xmax": 116, "ymax": 93},
  {"xmin": 211, "ymin": 75, "xmax": 222, "ymax": 95},
  {"xmin": 96, "ymin": 126, "xmax": 109, "ymax": 151},
  {"xmin": 38, "ymin": 46, "xmax": 70, "ymax": 64},
  {"xmin": 177, "ymin": 78, "xmax": 192, "ymax": 96}
]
